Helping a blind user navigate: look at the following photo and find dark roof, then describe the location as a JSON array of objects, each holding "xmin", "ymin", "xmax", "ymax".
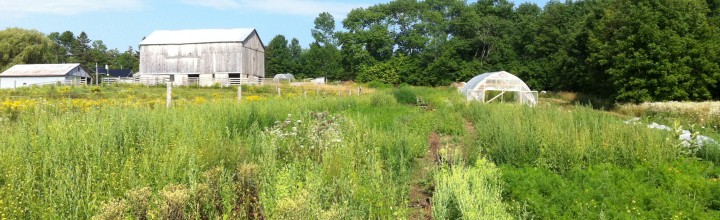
[{"xmin": 98, "ymin": 68, "xmax": 133, "ymax": 77}]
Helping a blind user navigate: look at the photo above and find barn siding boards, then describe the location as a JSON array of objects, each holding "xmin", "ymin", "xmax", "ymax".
[
  {"xmin": 140, "ymin": 44, "xmax": 239, "ymax": 74},
  {"xmin": 138, "ymin": 28, "xmax": 265, "ymax": 84},
  {"xmin": 242, "ymin": 32, "xmax": 265, "ymax": 78}
]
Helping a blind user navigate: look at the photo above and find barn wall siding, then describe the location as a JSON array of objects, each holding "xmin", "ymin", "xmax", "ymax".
[
  {"xmin": 140, "ymin": 43, "xmax": 243, "ymax": 74},
  {"xmin": 242, "ymin": 32, "xmax": 265, "ymax": 77},
  {"xmin": 140, "ymin": 31, "xmax": 265, "ymax": 79},
  {"xmin": 0, "ymin": 76, "xmax": 65, "ymax": 89}
]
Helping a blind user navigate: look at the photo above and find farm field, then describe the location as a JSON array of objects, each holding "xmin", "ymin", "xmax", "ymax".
[{"xmin": 1, "ymin": 84, "xmax": 719, "ymax": 219}]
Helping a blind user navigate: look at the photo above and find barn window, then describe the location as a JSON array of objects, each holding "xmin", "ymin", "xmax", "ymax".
[
  {"xmin": 187, "ymin": 74, "xmax": 200, "ymax": 85},
  {"xmin": 229, "ymin": 73, "xmax": 241, "ymax": 79}
]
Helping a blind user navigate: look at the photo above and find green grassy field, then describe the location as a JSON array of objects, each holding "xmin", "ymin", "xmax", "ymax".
[{"xmin": 1, "ymin": 84, "xmax": 718, "ymax": 219}]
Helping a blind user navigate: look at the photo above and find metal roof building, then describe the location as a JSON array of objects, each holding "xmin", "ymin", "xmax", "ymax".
[
  {"xmin": 137, "ymin": 28, "xmax": 265, "ymax": 86},
  {"xmin": 0, "ymin": 64, "xmax": 91, "ymax": 89}
]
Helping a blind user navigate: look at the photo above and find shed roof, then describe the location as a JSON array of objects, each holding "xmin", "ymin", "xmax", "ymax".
[
  {"xmin": 140, "ymin": 28, "xmax": 257, "ymax": 45},
  {"xmin": 0, "ymin": 64, "xmax": 84, "ymax": 77}
]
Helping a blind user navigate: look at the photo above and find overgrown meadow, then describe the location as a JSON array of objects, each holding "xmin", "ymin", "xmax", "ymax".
[{"xmin": 0, "ymin": 84, "xmax": 719, "ymax": 219}]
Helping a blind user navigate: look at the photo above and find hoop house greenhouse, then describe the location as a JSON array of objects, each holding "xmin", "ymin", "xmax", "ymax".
[{"xmin": 461, "ymin": 71, "xmax": 538, "ymax": 106}]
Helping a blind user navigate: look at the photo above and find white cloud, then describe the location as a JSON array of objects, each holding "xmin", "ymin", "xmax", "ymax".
[
  {"xmin": 180, "ymin": 0, "xmax": 241, "ymax": 9},
  {"xmin": 181, "ymin": 0, "xmax": 369, "ymax": 17},
  {"xmin": 0, "ymin": 0, "xmax": 143, "ymax": 16}
]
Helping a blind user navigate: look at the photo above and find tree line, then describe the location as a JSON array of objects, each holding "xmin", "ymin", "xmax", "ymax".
[
  {"xmin": 2, "ymin": 0, "xmax": 718, "ymax": 102},
  {"xmin": 266, "ymin": 0, "xmax": 720, "ymax": 102},
  {"xmin": 0, "ymin": 28, "xmax": 139, "ymax": 74}
]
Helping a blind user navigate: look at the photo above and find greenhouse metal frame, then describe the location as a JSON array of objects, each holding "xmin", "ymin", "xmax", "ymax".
[{"xmin": 461, "ymin": 71, "xmax": 538, "ymax": 106}]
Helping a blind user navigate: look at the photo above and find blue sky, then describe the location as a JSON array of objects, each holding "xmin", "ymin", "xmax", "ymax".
[{"xmin": 1, "ymin": 0, "xmax": 549, "ymax": 51}]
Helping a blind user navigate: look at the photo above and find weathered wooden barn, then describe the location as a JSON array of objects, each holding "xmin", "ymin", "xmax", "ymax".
[
  {"xmin": 0, "ymin": 64, "xmax": 91, "ymax": 89},
  {"xmin": 137, "ymin": 28, "xmax": 265, "ymax": 86}
]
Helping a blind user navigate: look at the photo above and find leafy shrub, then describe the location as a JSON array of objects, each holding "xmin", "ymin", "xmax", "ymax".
[
  {"xmin": 157, "ymin": 184, "xmax": 189, "ymax": 220},
  {"xmin": 125, "ymin": 187, "xmax": 151, "ymax": 220},
  {"xmin": 92, "ymin": 199, "xmax": 127, "ymax": 220}
]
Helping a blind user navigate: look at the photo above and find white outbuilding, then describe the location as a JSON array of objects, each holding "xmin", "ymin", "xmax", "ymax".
[
  {"xmin": 0, "ymin": 64, "xmax": 91, "ymax": 89},
  {"xmin": 461, "ymin": 71, "xmax": 538, "ymax": 106}
]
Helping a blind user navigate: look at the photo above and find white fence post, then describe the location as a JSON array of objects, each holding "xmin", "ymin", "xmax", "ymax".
[{"xmin": 166, "ymin": 82, "xmax": 172, "ymax": 108}]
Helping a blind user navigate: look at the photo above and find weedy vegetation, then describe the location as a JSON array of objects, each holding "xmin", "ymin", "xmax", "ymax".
[{"xmin": 0, "ymin": 84, "xmax": 718, "ymax": 219}]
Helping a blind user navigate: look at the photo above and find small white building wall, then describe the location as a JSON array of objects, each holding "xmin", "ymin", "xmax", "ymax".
[{"xmin": 0, "ymin": 76, "xmax": 67, "ymax": 89}]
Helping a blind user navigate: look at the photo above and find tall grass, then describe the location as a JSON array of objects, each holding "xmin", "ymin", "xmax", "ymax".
[
  {"xmin": 0, "ymin": 86, "xmax": 448, "ymax": 219},
  {"xmin": 432, "ymin": 158, "xmax": 512, "ymax": 219},
  {"xmin": 3, "ymin": 85, "xmax": 717, "ymax": 219},
  {"xmin": 462, "ymin": 102, "xmax": 720, "ymax": 218},
  {"xmin": 465, "ymin": 103, "xmax": 679, "ymax": 171}
]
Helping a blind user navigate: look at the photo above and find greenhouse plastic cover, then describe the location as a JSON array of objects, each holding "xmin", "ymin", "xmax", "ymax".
[{"xmin": 461, "ymin": 71, "xmax": 537, "ymax": 105}]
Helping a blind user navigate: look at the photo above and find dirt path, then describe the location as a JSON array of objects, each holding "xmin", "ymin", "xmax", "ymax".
[
  {"xmin": 407, "ymin": 131, "xmax": 440, "ymax": 219},
  {"xmin": 464, "ymin": 119, "xmax": 476, "ymax": 142},
  {"xmin": 408, "ymin": 118, "xmax": 477, "ymax": 219}
]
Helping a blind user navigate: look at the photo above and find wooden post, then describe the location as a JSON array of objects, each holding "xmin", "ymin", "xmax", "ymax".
[
  {"xmin": 358, "ymin": 86, "xmax": 362, "ymax": 95},
  {"xmin": 237, "ymin": 86, "xmax": 242, "ymax": 103},
  {"xmin": 277, "ymin": 87, "xmax": 281, "ymax": 96},
  {"xmin": 166, "ymin": 82, "xmax": 172, "ymax": 108}
]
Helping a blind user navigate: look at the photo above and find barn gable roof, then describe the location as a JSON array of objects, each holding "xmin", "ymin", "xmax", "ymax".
[
  {"xmin": 139, "ymin": 28, "xmax": 259, "ymax": 46},
  {"xmin": 0, "ymin": 64, "xmax": 88, "ymax": 77}
]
